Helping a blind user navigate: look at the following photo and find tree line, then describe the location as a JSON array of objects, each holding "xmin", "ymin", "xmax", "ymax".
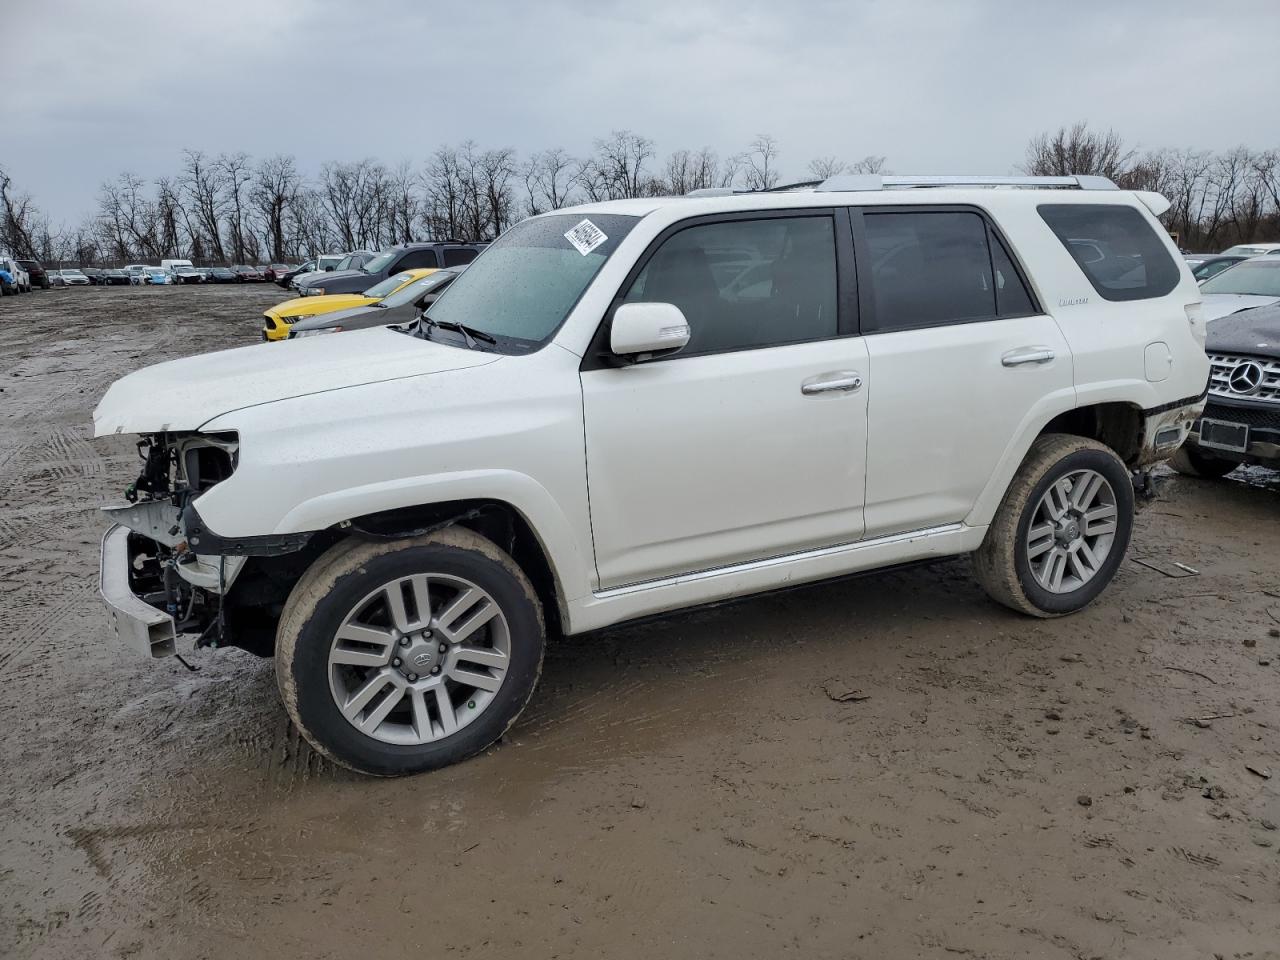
[{"xmin": 2, "ymin": 123, "xmax": 1278, "ymax": 265}]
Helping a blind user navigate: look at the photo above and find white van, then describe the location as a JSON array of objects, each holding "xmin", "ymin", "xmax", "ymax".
[{"xmin": 161, "ymin": 259, "xmax": 195, "ymax": 272}]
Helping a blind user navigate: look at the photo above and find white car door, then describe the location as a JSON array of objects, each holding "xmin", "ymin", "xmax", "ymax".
[
  {"xmin": 580, "ymin": 212, "xmax": 869, "ymax": 590},
  {"xmin": 853, "ymin": 207, "xmax": 1074, "ymax": 538}
]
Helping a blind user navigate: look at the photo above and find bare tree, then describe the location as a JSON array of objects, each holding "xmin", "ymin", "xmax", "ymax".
[
  {"xmin": 522, "ymin": 148, "xmax": 576, "ymax": 215},
  {"xmin": 663, "ymin": 148, "xmax": 722, "ymax": 195},
  {"xmin": 0, "ymin": 165, "xmax": 41, "ymax": 258},
  {"xmin": 252, "ymin": 155, "xmax": 300, "ymax": 262},
  {"xmin": 589, "ymin": 130, "xmax": 655, "ymax": 199},
  {"xmin": 218, "ymin": 152, "xmax": 254, "ymax": 264},
  {"xmin": 740, "ymin": 134, "xmax": 780, "ymax": 190},
  {"xmin": 1023, "ymin": 122, "xmax": 1135, "ymax": 179},
  {"xmin": 180, "ymin": 150, "xmax": 227, "ymax": 263}
]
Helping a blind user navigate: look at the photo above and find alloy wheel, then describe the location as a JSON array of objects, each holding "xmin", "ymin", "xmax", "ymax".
[{"xmin": 1025, "ymin": 468, "xmax": 1119, "ymax": 594}]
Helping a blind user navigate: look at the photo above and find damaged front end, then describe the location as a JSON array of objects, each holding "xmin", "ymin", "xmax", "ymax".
[{"xmin": 99, "ymin": 431, "xmax": 293, "ymax": 658}]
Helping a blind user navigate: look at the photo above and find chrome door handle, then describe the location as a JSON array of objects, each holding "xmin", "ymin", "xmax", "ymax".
[
  {"xmin": 801, "ymin": 371, "xmax": 863, "ymax": 395},
  {"xmin": 1001, "ymin": 347, "xmax": 1055, "ymax": 367}
]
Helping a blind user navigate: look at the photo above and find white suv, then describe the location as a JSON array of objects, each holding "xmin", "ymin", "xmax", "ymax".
[{"xmin": 94, "ymin": 175, "xmax": 1209, "ymax": 776}]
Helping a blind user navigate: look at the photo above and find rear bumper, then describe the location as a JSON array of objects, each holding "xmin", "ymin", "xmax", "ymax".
[{"xmin": 99, "ymin": 525, "xmax": 177, "ymax": 658}]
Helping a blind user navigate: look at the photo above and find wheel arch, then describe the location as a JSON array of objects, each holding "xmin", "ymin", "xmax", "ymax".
[
  {"xmin": 1037, "ymin": 401, "xmax": 1144, "ymax": 466},
  {"xmin": 341, "ymin": 498, "xmax": 570, "ymax": 637}
]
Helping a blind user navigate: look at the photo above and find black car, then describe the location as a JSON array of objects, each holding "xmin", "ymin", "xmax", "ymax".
[
  {"xmin": 205, "ymin": 266, "xmax": 238, "ymax": 284},
  {"xmin": 277, "ymin": 260, "xmax": 315, "ymax": 288},
  {"xmin": 80, "ymin": 267, "xmax": 105, "ymax": 285},
  {"xmin": 293, "ymin": 242, "xmax": 484, "ymax": 297},
  {"xmin": 1183, "ymin": 253, "xmax": 1251, "ymax": 282},
  {"xmin": 288, "ymin": 267, "xmax": 466, "ymax": 338},
  {"xmin": 14, "ymin": 259, "xmax": 50, "ymax": 289},
  {"xmin": 100, "ymin": 269, "xmax": 132, "ymax": 286},
  {"xmin": 1173, "ymin": 302, "xmax": 1280, "ymax": 478}
]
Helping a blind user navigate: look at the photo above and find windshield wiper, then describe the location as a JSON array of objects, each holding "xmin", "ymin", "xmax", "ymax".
[{"xmin": 422, "ymin": 317, "xmax": 497, "ymax": 350}]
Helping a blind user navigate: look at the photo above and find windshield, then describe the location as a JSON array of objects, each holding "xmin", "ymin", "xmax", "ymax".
[
  {"xmin": 318, "ymin": 256, "xmax": 343, "ymax": 269},
  {"xmin": 1199, "ymin": 260, "xmax": 1280, "ymax": 296},
  {"xmin": 362, "ymin": 252, "xmax": 397, "ymax": 275},
  {"xmin": 386, "ymin": 271, "xmax": 453, "ymax": 307},
  {"xmin": 425, "ymin": 213, "xmax": 638, "ymax": 350},
  {"xmin": 363, "ymin": 271, "xmax": 417, "ymax": 299}
]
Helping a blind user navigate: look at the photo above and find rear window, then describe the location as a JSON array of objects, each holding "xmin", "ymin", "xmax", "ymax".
[
  {"xmin": 442, "ymin": 248, "xmax": 479, "ymax": 267},
  {"xmin": 1038, "ymin": 203, "xmax": 1180, "ymax": 302}
]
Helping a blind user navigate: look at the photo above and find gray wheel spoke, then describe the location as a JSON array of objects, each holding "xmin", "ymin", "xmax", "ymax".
[
  {"xmin": 1070, "ymin": 472, "xmax": 1103, "ymax": 511},
  {"xmin": 1083, "ymin": 504, "xmax": 1117, "ymax": 536},
  {"xmin": 1045, "ymin": 548, "xmax": 1067, "ymax": 591},
  {"xmin": 439, "ymin": 595, "xmax": 498, "ymax": 645},
  {"xmin": 453, "ymin": 645, "xmax": 508, "ymax": 669},
  {"xmin": 1027, "ymin": 523, "xmax": 1055, "ymax": 560},
  {"xmin": 434, "ymin": 685, "xmax": 459, "ymax": 736},
  {"xmin": 410, "ymin": 689, "xmax": 433, "ymax": 741},
  {"xmin": 409, "ymin": 575, "xmax": 433, "ymax": 627},
  {"xmin": 331, "ymin": 645, "xmax": 393, "ymax": 668},
  {"xmin": 359, "ymin": 684, "xmax": 405, "ymax": 733},
  {"xmin": 448, "ymin": 665, "xmax": 503, "ymax": 692},
  {"xmin": 342, "ymin": 670, "xmax": 394, "ymax": 721},
  {"xmin": 1047, "ymin": 480, "xmax": 1071, "ymax": 519},
  {"xmin": 333, "ymin": 623, "xmax": 396, "ymax": 666},
  {"xmin": 1066, "ymin": 544, "xmax": 1091, "ymax": 583},
  {"xmin": 383, "ymin": 582, "xmax": 413, "ymax": 633}
]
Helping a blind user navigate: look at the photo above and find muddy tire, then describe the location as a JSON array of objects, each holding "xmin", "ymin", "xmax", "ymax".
[
  {"xmin": 275, "ymin": 526, "xmax": 545, "ymax": 777},
  {"xmin": 973, "ymin": 434, "xmax": 1134, "ymax": 618},
  {"xmin": 1168, "ymin": 445, "xmax": 1238, "ymax": 480}
]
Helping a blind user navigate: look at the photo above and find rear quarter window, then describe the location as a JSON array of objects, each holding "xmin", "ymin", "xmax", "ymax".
[{"xmin": 1038, "ymin": 203, "xmax": 1180, "ymax": 302}]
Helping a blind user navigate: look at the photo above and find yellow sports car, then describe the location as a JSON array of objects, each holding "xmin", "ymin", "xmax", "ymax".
[{"xmin": 261, "ymin": 268, "xmax": 437, "ymax": 341}]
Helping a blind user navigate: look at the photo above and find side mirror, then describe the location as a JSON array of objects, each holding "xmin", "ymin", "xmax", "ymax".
[{"xmin": 610, "ymin": 302, "xmax": 691, "ymax": 360}]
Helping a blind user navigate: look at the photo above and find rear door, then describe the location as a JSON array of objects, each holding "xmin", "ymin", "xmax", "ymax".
[{"xmin": 853, "ymin": 207, "xmax": 1073, "ymax": 538}]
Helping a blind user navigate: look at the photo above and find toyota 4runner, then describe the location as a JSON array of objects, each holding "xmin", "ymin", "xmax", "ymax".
[{"xmin": 94, "ymin": 174, "xmax": 1209, "ymax": 776}]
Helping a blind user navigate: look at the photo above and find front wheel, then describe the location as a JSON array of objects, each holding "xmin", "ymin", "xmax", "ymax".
[
  {"xmin": 973, "ymin": 434, "xmax": 1134, "ymax": 618},
  {"xmin": 276, "ymin": 526, "xmax": 546, "ymax": 776}
]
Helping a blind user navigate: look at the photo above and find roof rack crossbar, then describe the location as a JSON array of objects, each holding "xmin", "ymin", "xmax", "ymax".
[{"xmin": 814, "ymin": 174, "xmax": 1120, "ymax": 193}]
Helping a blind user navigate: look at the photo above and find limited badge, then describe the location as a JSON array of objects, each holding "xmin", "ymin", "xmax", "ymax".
[{"xmin": 564, "ymin": 218, "xmax": 608, "ymax": 256}]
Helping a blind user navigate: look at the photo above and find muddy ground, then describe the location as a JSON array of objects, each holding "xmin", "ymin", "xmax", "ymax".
[{"xmin": 0, "ymin": 284, "xmax": 1277, "ymax": 959}]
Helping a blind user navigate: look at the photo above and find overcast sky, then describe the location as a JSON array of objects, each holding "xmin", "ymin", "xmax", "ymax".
[{"xmin": 6, "ymin": 0, "xmax": 1278, "ymax": 225}]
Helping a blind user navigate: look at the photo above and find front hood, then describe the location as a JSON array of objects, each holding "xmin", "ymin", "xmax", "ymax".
[
  {"xmin": 1206, "ymin": 303, "xmax": 1280, "ymax": 357},
  {"xmin": 266, "ymin": 292, "xmax": 375, "ymax": 319},
  {"xmin": 298, "ymin": 269, "xmax": 366, "ymax": 289},
  {"xmin": 93, "ymin": 327, "xmax": 496, "ymax": 436},
  {"xmin": 1200, "ymin": 293, "xmax": 1280, "ymax": 321},
  {"xmin": 290, "ymin": 302, "xmax": 384, "ymax": 331}
]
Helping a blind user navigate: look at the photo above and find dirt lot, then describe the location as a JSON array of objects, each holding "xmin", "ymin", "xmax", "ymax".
[{"xmin": 0, "ymin": 285, "xmax": 1277, "ymax": 959}]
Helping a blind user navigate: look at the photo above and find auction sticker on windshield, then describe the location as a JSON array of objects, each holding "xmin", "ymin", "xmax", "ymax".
[{"xmin": 564, "ymin": 219, "xmax": 608, "ymax": 256}]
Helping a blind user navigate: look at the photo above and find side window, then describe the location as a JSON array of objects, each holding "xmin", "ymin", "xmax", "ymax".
[
  {"xmin": 1038, "ymin": 203, "xmax": 1180, "ymax": 301},
  {"xmin": 442, "ymin": 248, "xmax": 478, "ymax": 267},
  {"xmin": 862, "ymin": 211, "xmax": 1005, "ymax": 332},
  {"xmin": 990, "ymin": 231, "xmax": 1036, "ymax": 317},
  {"xmin": 623, "ymin": 215, "xmax": 838, "ymax": 356},
  {"xmin": 396, "ymin": 249, "xmax": 438, "ymax": 270}
]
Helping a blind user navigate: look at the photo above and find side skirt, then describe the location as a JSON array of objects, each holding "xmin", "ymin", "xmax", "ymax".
[{"xmin": 565, "ymin": 522, "xmax": 987, "ymax": 634}]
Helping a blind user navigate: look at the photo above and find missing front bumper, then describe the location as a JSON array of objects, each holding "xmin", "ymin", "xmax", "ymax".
[{"xmin": 99, "ymin": 524, "xmax": 178, "ymax": 658}]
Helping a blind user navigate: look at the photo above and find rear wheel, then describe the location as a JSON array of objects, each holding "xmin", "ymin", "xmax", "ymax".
[
  {"xmin": 1169, "ymin": 444, "xmax": 1238, "ymax": 479},
  {"xmin": 974, "ymin": 434, "xmax": 1134, "ymax": 617},
  {"xmin": 276, "ymin": 526, "xmax": 545, "ymax": 776}
]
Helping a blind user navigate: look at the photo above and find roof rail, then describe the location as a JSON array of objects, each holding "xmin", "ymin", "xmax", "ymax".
[
  {"xmin": 684, "ymin": 187, "xmax": 738, "ymax": 197},
  {"xmin": 814, "ymin": 174, "xmax": 1120, "ymax": 193}
]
